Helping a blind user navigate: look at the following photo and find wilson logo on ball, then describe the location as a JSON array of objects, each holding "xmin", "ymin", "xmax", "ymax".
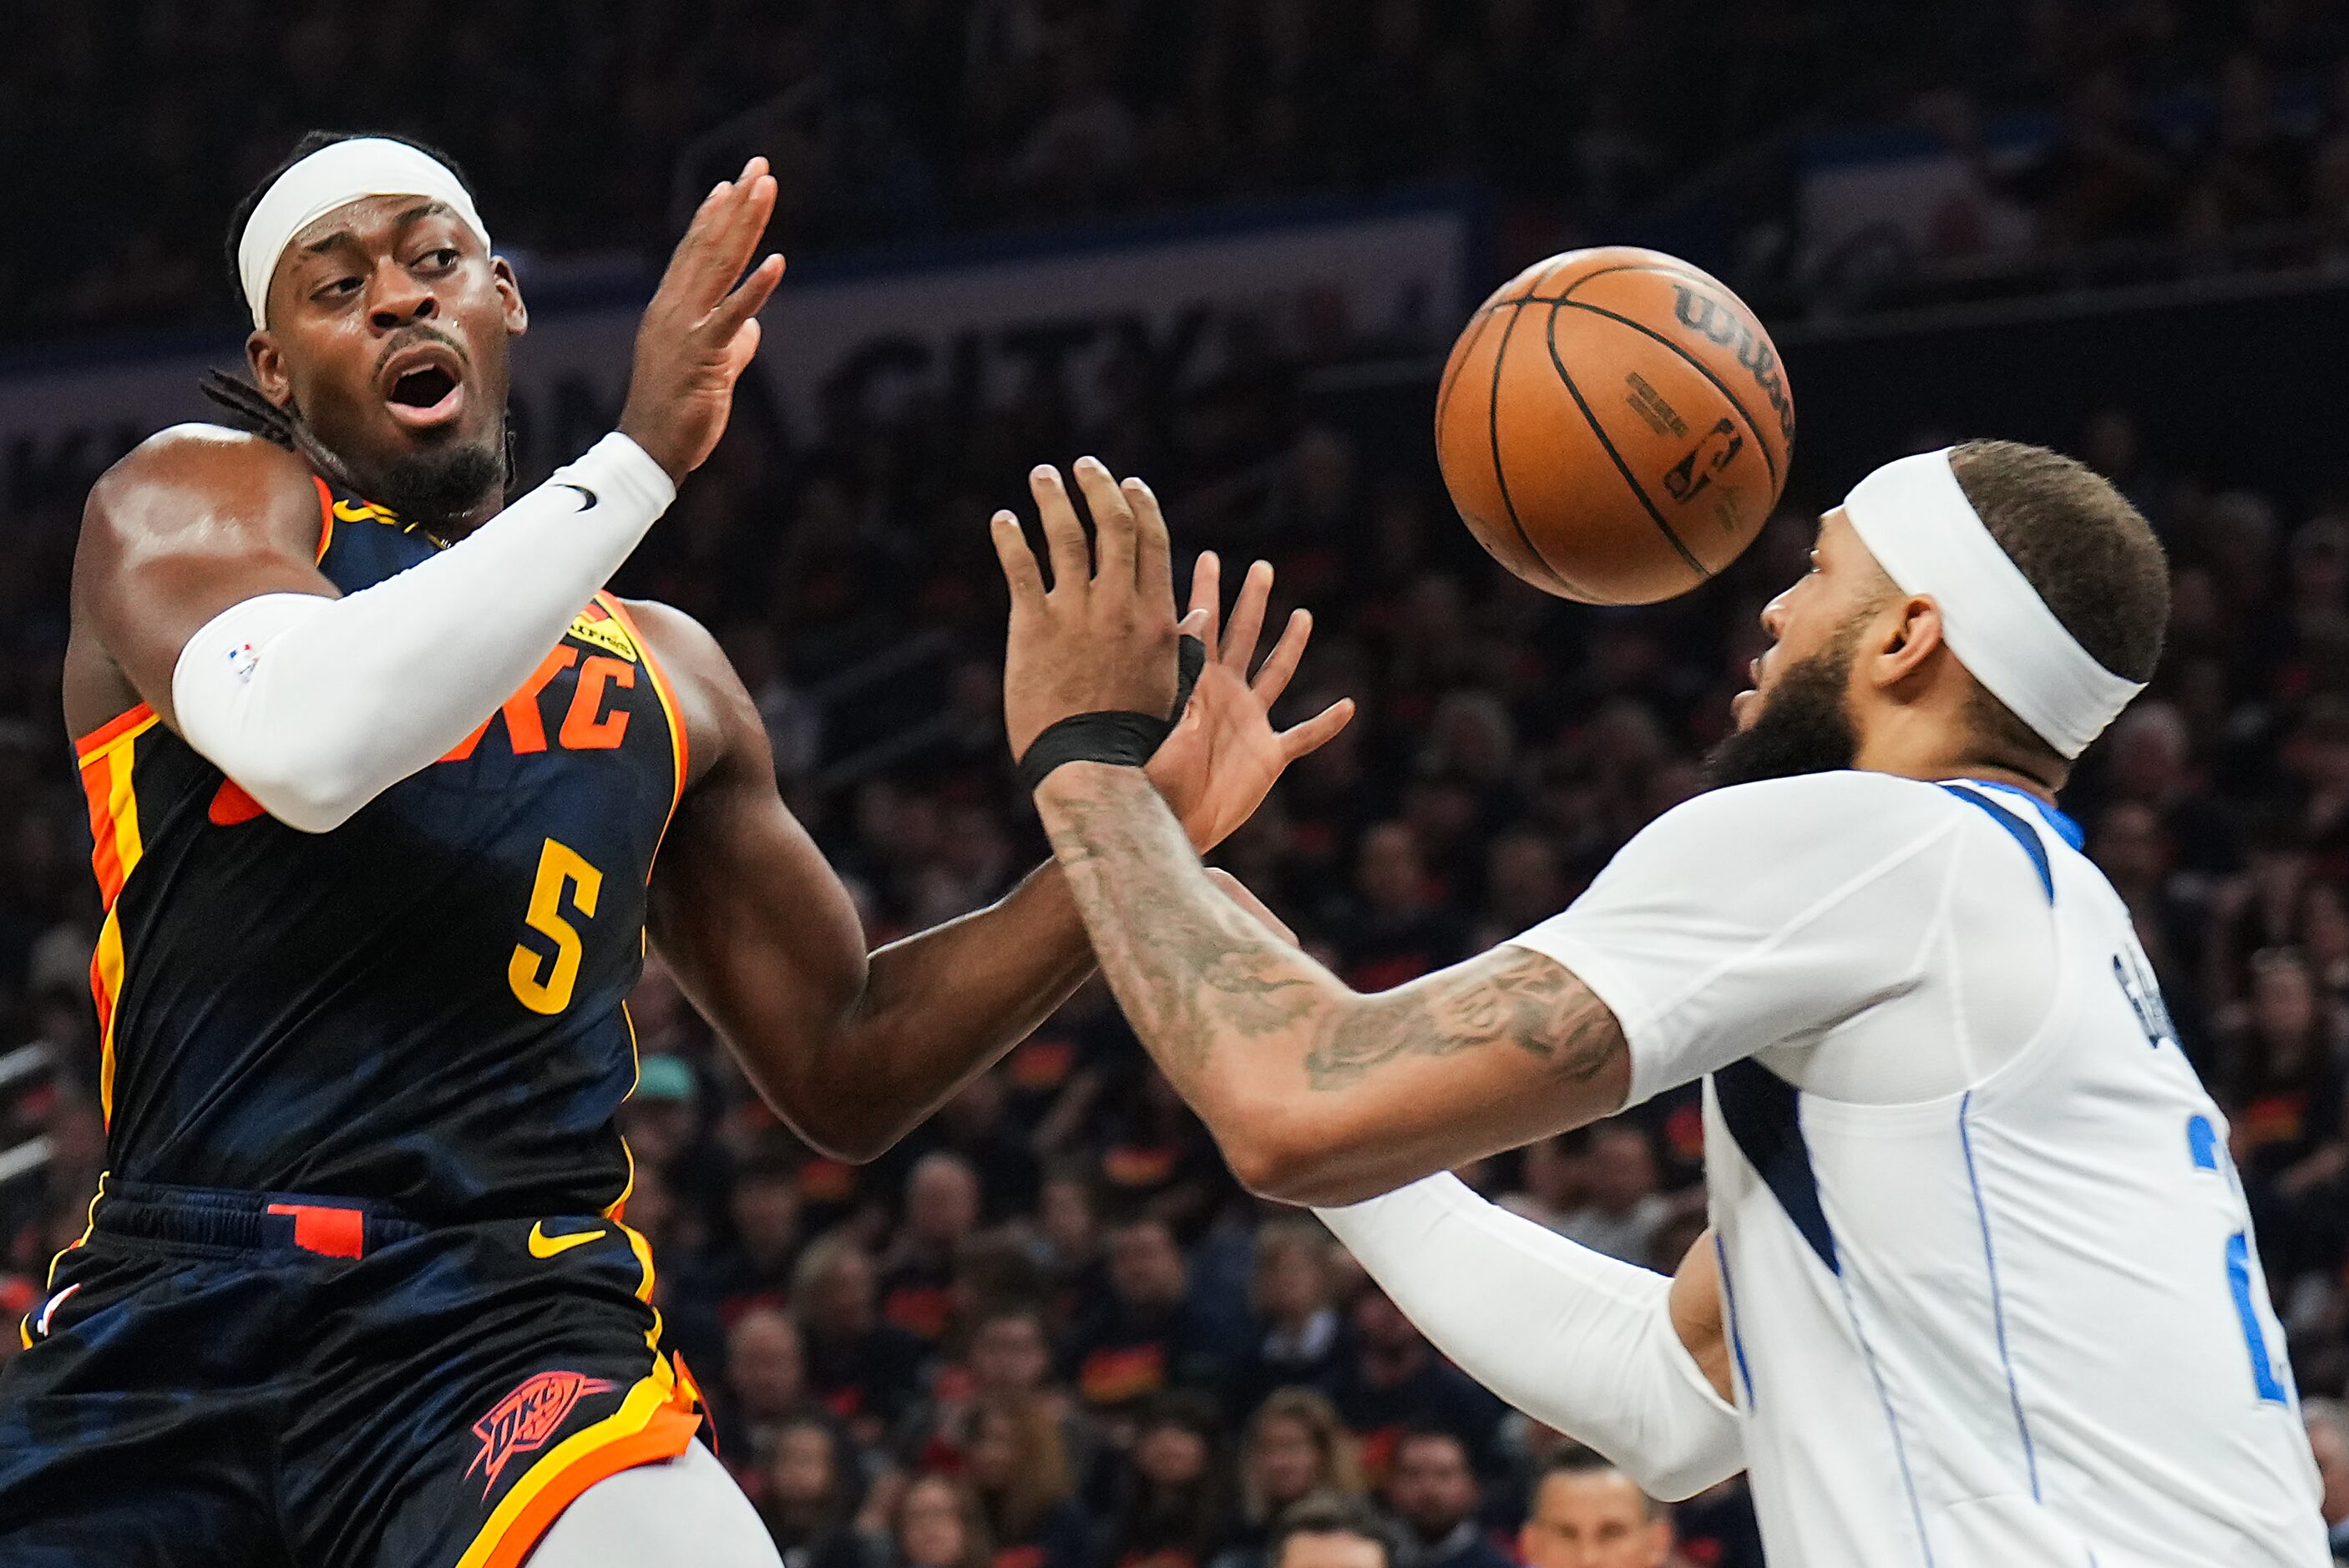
[{"xmin": 1670, "ymin": 284, "xmax": 1796, "ymax": 446}]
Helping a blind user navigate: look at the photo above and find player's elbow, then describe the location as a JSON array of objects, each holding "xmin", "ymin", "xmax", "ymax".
[
  {"xmin": 1218, "ymin": 1103, "xmax": 1371, "ymax": 1207},
  {"xmin": 230, "ymin": 766, "xmax": 367, "ymax": 835}
]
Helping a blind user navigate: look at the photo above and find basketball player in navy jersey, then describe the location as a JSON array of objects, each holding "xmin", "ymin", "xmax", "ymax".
[{"xmin": 0, "ymin": 134, "xmax": 1333, "ymax": 1568}]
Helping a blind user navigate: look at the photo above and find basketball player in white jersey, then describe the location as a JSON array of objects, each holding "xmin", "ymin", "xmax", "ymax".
[{"xmin": 987, "ymin": 442, "xmax": 2330, "ymax": 1566}]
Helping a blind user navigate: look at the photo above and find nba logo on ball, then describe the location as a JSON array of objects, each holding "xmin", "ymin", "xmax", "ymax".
[{"xmin": 1435, "ymin": 245, "xmax": 1794, "ymax": 606}]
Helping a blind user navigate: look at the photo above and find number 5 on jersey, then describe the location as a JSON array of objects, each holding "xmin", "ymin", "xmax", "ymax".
[{"xmin": 510, "ymin": 838, "xmax": 603, "ymax": 1014}]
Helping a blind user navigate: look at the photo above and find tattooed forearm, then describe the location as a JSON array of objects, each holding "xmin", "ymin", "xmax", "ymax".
[
  {"xmin": 1036, "ymin": 765, "xmax": 1624, "ymax": 1107},
  {"xmin": 1303, "ymin": 948, "xmax": 1621, "ymax": 1090},
  {"xmin": 1039, "ymin": 766, "xmax": 1318, "ymax": 1077}
]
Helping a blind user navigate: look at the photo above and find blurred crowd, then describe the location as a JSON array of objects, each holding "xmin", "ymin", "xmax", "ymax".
[
  {"xmin": 1780, "ymin": 4, "xmax": 2349, "ymax": 309},
  {"xmin": 41, "ymin": 0, "xmax": 2349, "ymax": 346},
  {"xmin": 7, "ymin": 321, "xmax": 2349, "ymax": 1558}
]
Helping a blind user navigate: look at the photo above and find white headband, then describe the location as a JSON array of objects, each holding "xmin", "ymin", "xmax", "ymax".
[
  {"xmin": 236, "ymin": 138, "xmax": 491, "ymax": 331},
  {"xmin": 1841, "ymin": 448, "xmax": 2144, "ymax": 760}
]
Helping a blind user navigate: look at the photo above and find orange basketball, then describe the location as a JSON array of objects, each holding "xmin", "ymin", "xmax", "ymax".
[{"xmin": 1434, "ymin": 246, "xmax": 1795, "ymax": 604}]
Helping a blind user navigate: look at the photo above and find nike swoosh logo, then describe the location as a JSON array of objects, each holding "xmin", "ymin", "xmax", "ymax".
[
  {"xmin": 554, "ymin": 482, "xmax": 598, "ymax": 508},
  {"xmin": 527, "ymin": 1222, "xmax": 607, "ymax": 1259}
]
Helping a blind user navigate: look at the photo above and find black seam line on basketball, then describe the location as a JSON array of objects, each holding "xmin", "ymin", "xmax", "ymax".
[
  {"xmin": 1557, "ymin": 262, "xmax": 1728, "ymax": 301},
  {"xmin": 1435, "ymin": 298, "xmax": 1500, "ymax": 448},
  {"xmin": 1480, "ymin": 297, "xmax": 1596, "ymax": 602},
  {"xmin": 1552, "ymin": 298, "xmax": 1780, "ymax": 488},
  {"xmin": 1542, "ymin": 301, "xmax": 1710, "ymax": 583}
]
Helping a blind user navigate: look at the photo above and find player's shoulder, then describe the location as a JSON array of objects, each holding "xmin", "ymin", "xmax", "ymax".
[
  {"xmin": 94, "ymin": 422, "xmax": 310, "ymax": 498},
  {"xmin": 608, "ymin": 596, "xmax": 756, "ymax": 791},
  {"xmin": 1623, "ymin": 770, "xmax": 1968, "ymax": 870},
  {"xmin": 85, "ymin": 422, "xmax": 316, "ymax": 535}
]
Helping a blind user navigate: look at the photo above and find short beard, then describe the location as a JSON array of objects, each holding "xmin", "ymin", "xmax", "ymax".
[
  {"xmin": 369, "ymin": 434, "xmax": 507, "ymax": 530},
  {"xmin": 1704, "ymin": 618, "xmax": 1864, "ymax": 788}
]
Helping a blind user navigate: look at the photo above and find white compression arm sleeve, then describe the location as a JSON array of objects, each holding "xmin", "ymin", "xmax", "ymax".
[
  {"xmin": 1315, "ymin": 1173, "xmax": 1744, "ymax": 1501},
  {"xmin": 171, "ymin": 433, "xmax": 676, "ymax": 832}
]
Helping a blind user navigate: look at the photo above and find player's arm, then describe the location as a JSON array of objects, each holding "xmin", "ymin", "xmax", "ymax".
[
  {"xmin": 996, "ymin": 461, "xmax": 1966, "ymax": 1206},
  {"xmin": 71, "ymin": 164, "xmax": 782, "ymax": 832},
  {"xmin": 635, "ymin": 542, "xmax": 1340, "ymax": 1165},
  {"xmin": 637, "ymin": 600, "xmax": 1090, "ymax": 1162},
  {"xmin": 1315, "ymin": 1175, "xmax": 1742, "ymax": 1500},
  {"xmin": 1034, "ymin": 761, "xmax": 1628, "ymax": 1202}
]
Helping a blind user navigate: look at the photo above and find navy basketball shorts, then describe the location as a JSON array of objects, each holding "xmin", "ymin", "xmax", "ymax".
[{"xmin": 0, "ymin": 1180, "xmax": 702, "ymax": 1568}]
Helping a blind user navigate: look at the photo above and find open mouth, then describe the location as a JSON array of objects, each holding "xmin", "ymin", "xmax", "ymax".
[
  {"xmin": 378, "ymin": 342, "xmax": 467, "ymax": 431},
  {"xmin": 390, "ymin": 365, "xmax": 456, "ymax": 408}
]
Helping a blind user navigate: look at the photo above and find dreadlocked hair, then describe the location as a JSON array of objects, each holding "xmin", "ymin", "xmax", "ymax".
[
  {"xmin": 205, "ymin": 130, "xmax": 482, "ymax": 449},
  {"xmin": 200, "ymin": 370, "xmax": 301, "ymax": 448}
]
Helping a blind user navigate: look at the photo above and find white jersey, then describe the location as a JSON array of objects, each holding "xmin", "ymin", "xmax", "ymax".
[{"xmin": 1513, "ymin": 771, "xmax": 2327, "ymax": 1568}]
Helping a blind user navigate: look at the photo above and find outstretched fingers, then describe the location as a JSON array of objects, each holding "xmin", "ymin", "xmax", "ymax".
[
  {"xmin": 990, "ymin": 511, "xmax": 1046, "ymax": 606},
  {"xmin": 706, "ymin": 251, "xmax": 786, "ymax": 344},
  {"xmin": 1221, "ymin": 559, "xmax": 1273, "ymax": 671},
  {"xmin": 1186, "ymin": 552, "xmax": 1223, "ymax": 652},
  {"xmin": 1279, "ymin": 697, "xmax": 1356, "ymax": 761},
  {"xmin": 1030, "ymin": 466, "xmax": 1090, "ymax": 594},
  {"xmin": 1125, "ymin": 475, "xmax": 1173, "ymax": 603},
  {"xmin": 1252, "ymin": 606, "xmax": 1314, "ymax": 705},
  {"xmin": 1072, "ymin": 458, "xmax": 1136, "ymax": 589}
]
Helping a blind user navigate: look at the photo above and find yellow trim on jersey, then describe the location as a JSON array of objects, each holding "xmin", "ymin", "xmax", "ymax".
[
  {"xmin": 73, "ymin": 708, "xmax": 160, "ymax": 771},
  {"xmin": 78, "ymin": 725, "xmax": 149, "ymax": 1125},
  {"xmin": 94, "ymin": 913, "xmax": 126, "ymax": 1122},
  {"xmin": 594, "ymin": 594, "xmax": 686, "ymax": 847},
  {"xmin": 31, "ymin": 1171, "xmax": 109, "ymax": 1340}
]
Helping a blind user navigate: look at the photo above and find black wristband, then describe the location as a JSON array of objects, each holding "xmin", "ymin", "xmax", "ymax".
[{"xmin": 1018, "ymin": 711, "xmax": 1171, "ymax": 793}]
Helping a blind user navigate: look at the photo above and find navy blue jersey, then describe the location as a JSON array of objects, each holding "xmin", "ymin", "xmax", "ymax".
[{"xmin": 73, "ymin": 474, "xmax": 686, "ymax": 1221}]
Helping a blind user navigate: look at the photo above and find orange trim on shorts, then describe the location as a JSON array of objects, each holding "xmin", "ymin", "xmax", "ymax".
[
  {"xmin": 313, "ymin": 474, "xmax": 337, "ymax": 562},
  {"xmin": 453, "ymin": 1373, "xmax": 701, "ymax": 1568}
]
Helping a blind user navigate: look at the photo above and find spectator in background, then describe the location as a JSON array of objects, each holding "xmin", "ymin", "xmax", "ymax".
[
  {"xmin": 1264, "ymin": 1496, "xmax": 1399, "ymax": 1568},
  {"xmin": 1552, "ymin": 1124, "xmax": 1668, "ymax": 1267},
  {"xmin": 1336, "ymin": 822, "xmax": 1464, "ymax": 992},
  {"xmin": 883, "ymin": 1151, "xmax": 983, "ymax": 1344},
  {"xmin": 1216, "ymin": 1389, "xmax": 1367, "ymax": 1568},
  {"xmin": 723, "ymin": 1306, "xmax": 823, "ymax": 1464},
  {"xmin": 1385, "ymin": 1430, "xmax": 1511, "ymax": 1568},
  {"xmin": 2226, "ymin": 948, "xmax": 2347, "ymax": 1182},
  {"xmin": 897, "ymin": 1302, "xmax": 1067, "ymax": 1475},
  {"xmin": 964, "ymin": 1393, "xmax": 1091, "ymax": 1568},
  {"xmin": 703, "ymin": 1146, "xmax": 809, "ymax": 1322},
  {"xmin": 797, "ymin": 1232, "xmax": 929, "ymax": 1444},
  {"xmin": 762, "ymin": 1415, "xmax": 880, "ymax": 1568},
  {"xmin": 1329, "ymin": 1290, "xmax": 1502, "ymax": 1483},
  {"xmin": 1514, "ymin": 1449, "xmax": 1678, "ymax": 1568},
  {"xmin": 892, "ymin": 1474, "xmax": 995, "ymax": 1568},
  {"xmin": 1036, "ymin": 1170, "xmax": 1107, "ymax": 1325},
  {"xmin": 1235, "ymin": 1220, "xmax": 1348, "ymax": 1409},
  {"xmin": 929, "ymin": 1071, "xmax": 1045, "ymax": 1223},
  {"xmin": 1066, "ymin": 1218, "xmax": 1235, "ymax": 1416},
  {"xmin": 1096, "ymin": 1392, "xmax": 1235, "ymax": 1568}
]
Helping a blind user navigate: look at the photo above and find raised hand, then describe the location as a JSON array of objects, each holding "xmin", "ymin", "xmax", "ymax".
[
  {"xmin": 1145, "ymin": 549, "xmax": 1354, "ymax": 851},
  {"xmin": 990, "ymin": 458, "xmax": 1185, "ymax": 759},
  {"xmin": 618, "ymin": 158, "xmax": 787, "ymax": 482}
]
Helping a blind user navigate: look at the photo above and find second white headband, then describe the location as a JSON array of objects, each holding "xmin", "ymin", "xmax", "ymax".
[{"xmin": 1841, "ymin": 448, "xmax": 2144, "ymax": 760}]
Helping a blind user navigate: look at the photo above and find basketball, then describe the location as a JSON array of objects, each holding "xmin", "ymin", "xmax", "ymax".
[{"xmin": 1435, "ymin": 246, "xmax": 1795, "ymax": 605}]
